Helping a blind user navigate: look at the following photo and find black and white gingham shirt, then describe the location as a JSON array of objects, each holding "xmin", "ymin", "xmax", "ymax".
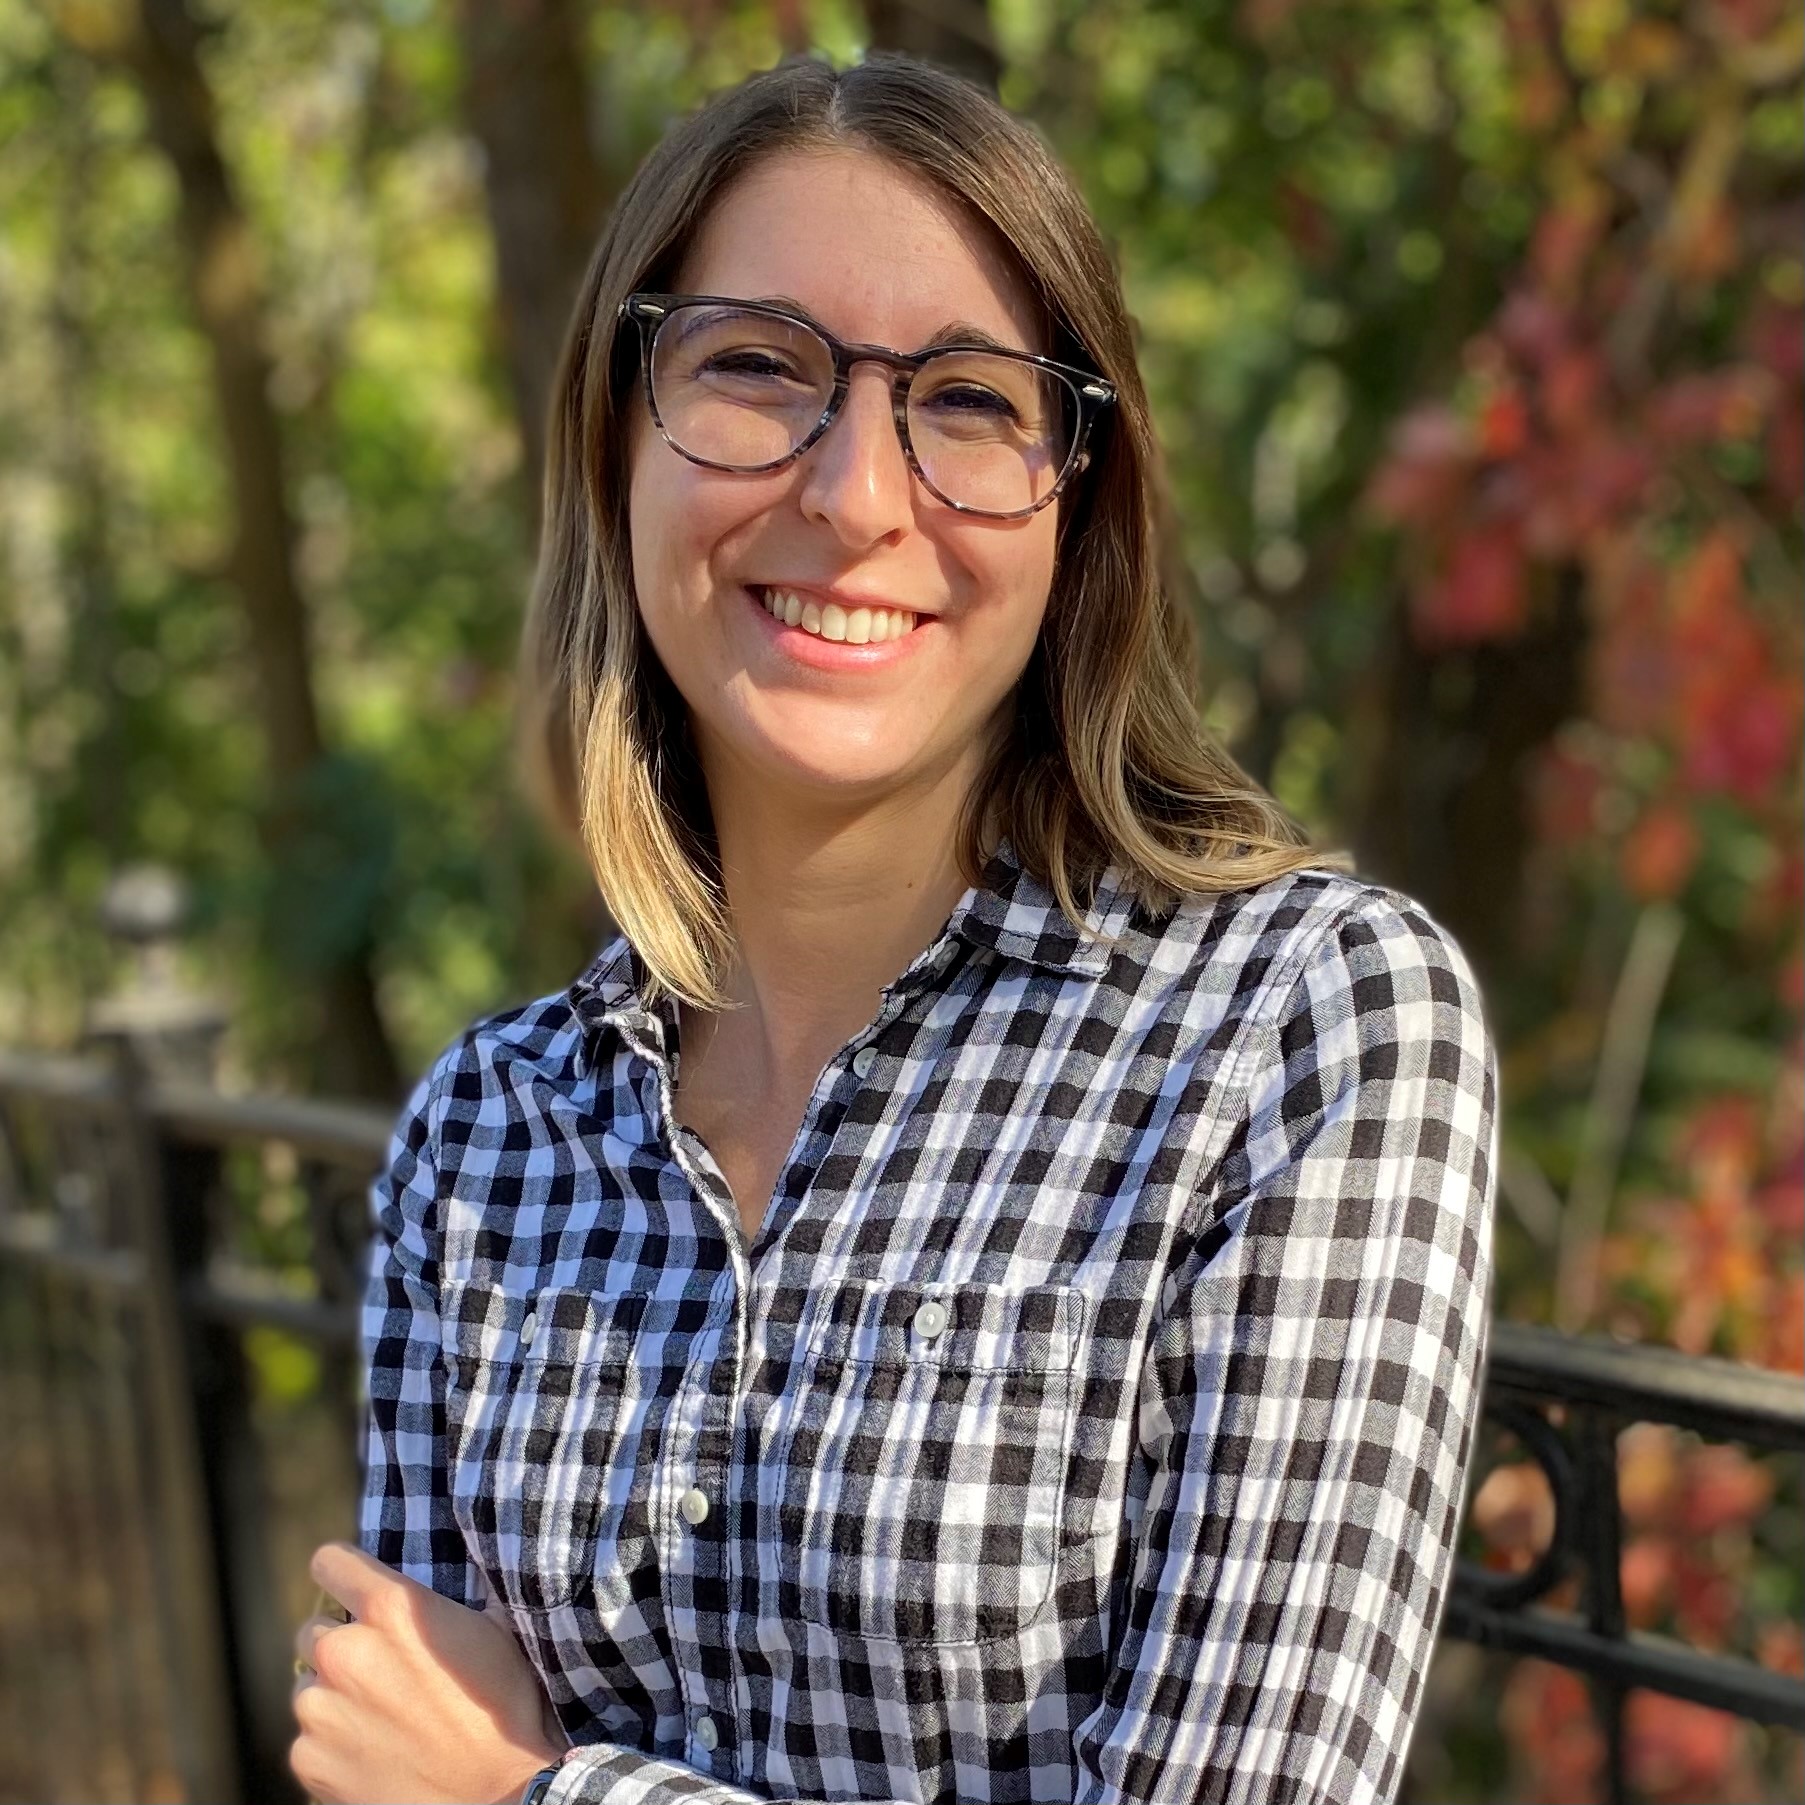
[{"xmin": 360, "ymin": 837, "xmax": 1499, "ymax": 1805}]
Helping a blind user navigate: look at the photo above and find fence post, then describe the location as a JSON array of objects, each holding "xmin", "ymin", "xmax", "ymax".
[
  {"xmin": 1579, "ymin": 1406, "xmax": 1630, "ymax": 1805},
  {"xmin": 108, "ymin": 1042, "xmax": 244, "ymax": 1805},
  {"xmin": 155, "ymin": 1117, "xmax": 305, "ymax": 1804}
]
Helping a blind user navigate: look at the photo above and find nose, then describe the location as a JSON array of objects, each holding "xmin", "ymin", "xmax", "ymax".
[{"xmin": 794, "ymin": 362, "xmax": 914, "ymax": 547}]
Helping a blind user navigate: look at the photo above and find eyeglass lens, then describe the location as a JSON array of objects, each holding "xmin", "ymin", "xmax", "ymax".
[{"xmin": 648, "ymin": 304, "xmax": 1079, "ymax": 514}]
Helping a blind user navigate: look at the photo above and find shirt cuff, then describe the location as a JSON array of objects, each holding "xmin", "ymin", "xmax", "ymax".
[{"xmin": 544, "ymin": 1742, "xmax": 766, "ymax": 1805}]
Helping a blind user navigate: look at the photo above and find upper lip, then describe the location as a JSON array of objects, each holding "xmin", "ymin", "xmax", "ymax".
[{"xmin": 751, "ymin": 581, "xmax": 938, "ymax": 618}]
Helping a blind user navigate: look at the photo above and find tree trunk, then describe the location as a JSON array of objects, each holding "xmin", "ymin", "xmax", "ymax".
[
  {"xmin": 454, "ymin": 0, "xmax": 611, "ymax": 535},
  {"xmin": 452, "ymin": 0, "xmax": 619, "ymax": 973},
  {"xmin": 121, "ymin": 0, "xmax": 401, "ymax": 1103},
  {"xmin": 1349, "ymin": 568, "xmax": 1588, "ymax": 999},
  {"xmin": 865, "ymin": 0, "xmax": 1003, "ymax": 90},
  {"xmin": 50, "ymin": 52, "xmax": 127, "ymax": 872}
]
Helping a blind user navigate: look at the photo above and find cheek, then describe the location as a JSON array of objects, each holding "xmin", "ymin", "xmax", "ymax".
[
  {"xmin": 968, "ymin": 530, "xmax": 1057, "ymax": 651},
  {"xmin": 627, "ymin": 465, "xmax": 711, "ymax": 622},
  {"xmin": 629, "ymin": 448, "xmax": 774, "ymax": 605}
]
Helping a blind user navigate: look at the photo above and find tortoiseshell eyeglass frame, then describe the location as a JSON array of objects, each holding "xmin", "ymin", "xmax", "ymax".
[{"xmin": 617, "ymin": 291, "xmax": 1117, "ymax": 521}]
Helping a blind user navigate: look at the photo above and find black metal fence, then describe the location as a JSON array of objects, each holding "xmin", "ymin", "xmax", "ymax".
[{"xmin": 1, "ymin": 1045, "xmax": 1800, "ymax": 1805}]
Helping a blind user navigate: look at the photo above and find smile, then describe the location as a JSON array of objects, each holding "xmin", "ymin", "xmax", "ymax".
[
  {"xmin": 756, "ymin": 586, "xmax": 922, "ymax": 642},
  {"xmin": 743, "ymin": 584, "xmax": 935, "ymax": 670}
]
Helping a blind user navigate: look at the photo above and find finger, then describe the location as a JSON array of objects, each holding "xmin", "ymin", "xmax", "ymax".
[
  {"xmin": 291, "ymin": 1661, "xmax": 323, "ymax": 1709},
  {"xmin": 291, "ymin": 1639, "xmax": 363, "ymax": 1717},
  {"xmin": 289, "ymin": 1714, "xmax": 344, "ymax": 1805},
  {"xmin": 292, "ymin": 1614, "xmax": 344, "ymax": 1671},
  {"xmin": 308, "ymin": 1540, "xmax": 404, "ymax": 1625}
]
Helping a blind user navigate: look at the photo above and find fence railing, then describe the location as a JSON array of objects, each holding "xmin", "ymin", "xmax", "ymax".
[{"xmin": 1, "ymin": 1045, "xmax": 1800, "ymax": 1805}]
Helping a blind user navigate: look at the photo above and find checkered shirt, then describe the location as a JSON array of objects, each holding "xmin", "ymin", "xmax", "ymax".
[{"xmin": 359, "ymin": 836, "xmax": 1499, "ymax": 1805}]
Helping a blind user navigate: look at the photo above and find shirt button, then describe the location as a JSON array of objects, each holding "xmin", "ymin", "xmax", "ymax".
[
  {"xmin": 913, "ymin": 1299, "xmax": 948, "ymax": 1340},
  {"xmin": 694, "ymin": 1714, "xmax": 719, "ymax": 1752},
  {"xmin": 851, "ymin": 1045, "xmax": 875, "ymax": 1079},
  {"xmin": 519, "ymin": 1310, "xmax": 538, "ymax": 1348},
  {"xmin": 680, "ymin": 1487, "xmax": 710, "ymax": 1526}
]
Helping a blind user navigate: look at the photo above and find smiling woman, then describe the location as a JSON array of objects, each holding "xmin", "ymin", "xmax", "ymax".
[{"xmin": 290, "ymin": 48, "xmax": 1499, "ymax": 1805}]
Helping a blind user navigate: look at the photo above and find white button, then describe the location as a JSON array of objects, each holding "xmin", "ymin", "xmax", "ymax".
[
  {"xmin": 694, "ymin": 1714, "xmax": 719, "ymax": 1752},
  {"xmin": 680, "ymin": 1487, "xmax": 710, "ymax": 1526},
  {"xmin": 851, "ymin": 1046, "xmax": 875, "ymax": 1078},
  {"xmin": 519, "ymin": 1310, "xmax": 537, "ymax": 1347},
  {"xmin": 913, "ymin": 1299, "xmax": 948, "ymax": 1339}
]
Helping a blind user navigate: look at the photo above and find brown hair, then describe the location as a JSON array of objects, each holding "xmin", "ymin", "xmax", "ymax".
[{"xmin": 516, "ymin": 50, "xmax": 1352, "ymax": 1010}]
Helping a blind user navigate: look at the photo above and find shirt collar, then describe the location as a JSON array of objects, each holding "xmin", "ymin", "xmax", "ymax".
[
  {"xmin": 564, "ymin": 835, "xmax": 1136, "ymax": 1073},
  {"xmin": 949, "ymin": 834, "xmax": 1137, "ymax": 979}
]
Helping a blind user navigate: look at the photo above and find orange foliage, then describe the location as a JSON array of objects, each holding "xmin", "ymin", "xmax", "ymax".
[
  {"xmin": 1757, "ymin": 1620, "xmax": 1805, "ymax": 1678},
  {"xmin": 1620, "ymin": 803, "xmax": 1700, "ymax": 900},
  {"xmin": 1470, "ymin": 1458, "xmax": 1557, "ymax": 1567},
  {"xmin": 1619, "ymin": 1533, "xmax": 1675, "ymax": 1626},
  {"xmin": 1359, "ymin": 0, "xmax": 1801, "ymax": 1795},
  {"xmin": 1600, "ymin": 1068, "xmax": 1804, "ymax": 1368},
  {"xmin": 1613, "ymin": 1421, "xmax": 1778, "ymax": 1650},
  {"xmin": 1502, "ymin": 1662, "xmax": 1604, "ymax": 1804},
  {"xmin": 1624, "ymin": 1693, "xmax": 1764, "ymax": 1804}
]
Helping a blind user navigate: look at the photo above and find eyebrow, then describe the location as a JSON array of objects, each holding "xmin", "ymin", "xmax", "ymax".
[{"xmin": 747, "ymin": 293, "xmax": 1031, "ymax": 357}]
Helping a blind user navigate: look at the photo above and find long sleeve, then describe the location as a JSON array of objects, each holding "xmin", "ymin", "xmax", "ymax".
[
  {"xmin": 357, "ymin": 1043, "xmax": 488, "ymax": 1608},
  {"xmin": 545, "ymin": 894, "xmax": 1497, "ymax": 1804},
  {"xmin": 1067, "ymin": 894, "xmax": 1499, "ymax": 1805},
  {"xmin": 545, "ymin": 1745, "xmax": 798, "ymax": 1802}
]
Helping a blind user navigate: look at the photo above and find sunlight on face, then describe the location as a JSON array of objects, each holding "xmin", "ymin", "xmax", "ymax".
[{"xmin": 626, "ymin": 146, "xmax": 1061, "ymax": 815}]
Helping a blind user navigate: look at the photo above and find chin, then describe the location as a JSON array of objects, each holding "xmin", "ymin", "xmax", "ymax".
[
  {"xmin": 732, "ymin": 700, "xmax": 904, "ymax": 767},
  {"xmin": 776, "ymin": 754, "xmax": 915, "ymax": 796},
  {"xmin": 747, "ymin": 734, "xmax": 921, "ymax": 798}
]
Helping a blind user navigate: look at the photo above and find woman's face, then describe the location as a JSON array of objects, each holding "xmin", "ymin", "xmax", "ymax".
[{"xmin": 626, "ymin": 147, "xmax": 1061, "ymax": 817}]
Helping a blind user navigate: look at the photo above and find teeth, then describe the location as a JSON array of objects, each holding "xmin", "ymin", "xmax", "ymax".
[{"xmin": 760, "ymin": 588, "xmax": 918, "ymax": 642}]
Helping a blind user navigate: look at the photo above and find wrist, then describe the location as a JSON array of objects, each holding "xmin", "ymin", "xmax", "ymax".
[
  {"xmin": 514, "ymin": 1750, "xmax": 571, "ymax": 1805},
  {"xmin": 490, "ymin": 1736, "xmax": 567, "ymax": 1805}
]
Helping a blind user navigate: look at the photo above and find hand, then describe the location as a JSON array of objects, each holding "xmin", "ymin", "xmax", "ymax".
[{"xmin": 289, "ymin": 1542, "xmax": 565, "ymax": 1805}]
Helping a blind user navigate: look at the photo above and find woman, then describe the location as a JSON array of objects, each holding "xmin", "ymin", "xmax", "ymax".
[{"xmin": 290, "ymin": 49, "xmax": 1499, "ymax": 1805}]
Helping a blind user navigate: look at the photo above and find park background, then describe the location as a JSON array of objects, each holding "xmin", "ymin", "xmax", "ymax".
[{"xmin": 0, "ymin": 0, "xmax": 1799, "ymax": 1801}]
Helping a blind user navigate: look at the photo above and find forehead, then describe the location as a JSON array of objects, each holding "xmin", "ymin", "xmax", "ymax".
[{"xmin": 674, "ymin": 147, "xmax": 1047, "ymax": 356}]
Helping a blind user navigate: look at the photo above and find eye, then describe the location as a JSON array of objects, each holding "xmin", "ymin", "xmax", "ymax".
[
  {"xmin": 701, "ymin": 349, "xmax": 799, "ymax": 381},
  {"xmin": 923, "ymin": 383, "xmax": 1019, "ymax": 420}
]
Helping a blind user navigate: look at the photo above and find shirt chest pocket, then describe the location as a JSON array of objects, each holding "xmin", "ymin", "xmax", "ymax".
[
  {"xmin": 439, "ymin": 1280, "xmax": 646, "ymax": 1615},
  {"xmin": 770, "ymin": 1278, "xmax": 1085, "ymax": 1648}
]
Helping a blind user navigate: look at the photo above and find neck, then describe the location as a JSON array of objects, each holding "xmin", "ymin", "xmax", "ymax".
[{"xmin": 678, "ymin": 731, "xmax": 999, "ymax": 1105}]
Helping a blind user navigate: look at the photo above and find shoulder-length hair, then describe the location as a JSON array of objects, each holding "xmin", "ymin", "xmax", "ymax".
[{"xmin": 516, "ymin": 49, "xmax": 1352, "ymax": 1011}]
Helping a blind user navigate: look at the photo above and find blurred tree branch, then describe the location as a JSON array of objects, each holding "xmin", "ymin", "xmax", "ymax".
[
  {"xmin": 1555, "ymin": 901, "xmax": 1686, "ymax": 1334},
  {"xmin": 104, "ymin": 0, "xmax": 401, "ymax": 1101},
  {"xmin": 864, "ymin": 0, "xmax": 1001, "ymax": 90},
  {"xmin": 454, "ymin": 0, "xmax": 612, "ymax": 533}
]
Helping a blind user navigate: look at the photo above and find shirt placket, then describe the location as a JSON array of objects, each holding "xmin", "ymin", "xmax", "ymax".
[
  {"xmin": 600, "ymin": 1003, "xmax": 744, "ymax": 1776},
  {"xmin": 604, "ymin": 935, "xmax": 963, "ymax": 1782},
  {"xmin": 658, "ymin": 1304, "xmax": 740, "ymax": 1776}
]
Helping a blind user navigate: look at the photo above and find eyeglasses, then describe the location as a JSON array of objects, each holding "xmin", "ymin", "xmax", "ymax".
[{"xmin": 618, "ymin": 292, "xmax": 1116, "ymax": 520}]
